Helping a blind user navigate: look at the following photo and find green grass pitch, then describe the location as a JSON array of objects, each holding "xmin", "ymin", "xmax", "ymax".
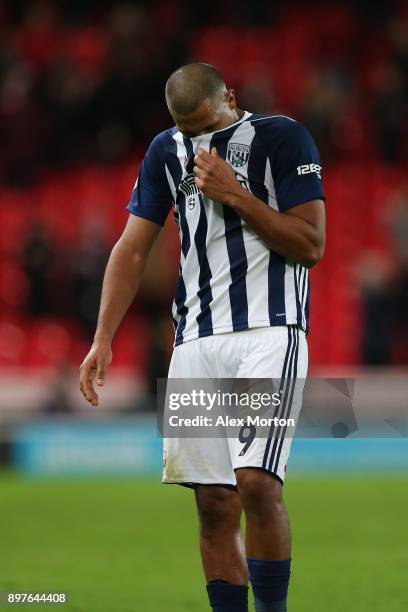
[{"xmin": 1, "ymin": 473, "xmax": 407, "ymax": 611}]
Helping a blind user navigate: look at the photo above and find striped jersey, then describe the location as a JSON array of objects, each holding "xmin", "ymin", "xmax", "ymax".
[{"xmin": 127, "ymin": 112, "xmax": 325, "ymax": 346}]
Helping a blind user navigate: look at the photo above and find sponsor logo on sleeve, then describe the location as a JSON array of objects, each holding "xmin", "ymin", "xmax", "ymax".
[{"xmin": 297, "ymin": 163, "xmax": 322, "ymax": 179}]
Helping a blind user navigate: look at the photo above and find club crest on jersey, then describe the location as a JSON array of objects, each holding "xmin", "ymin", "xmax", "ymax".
[{"xmin": 227, "ymin": 143, "xmax": 250, "ymax": 168}]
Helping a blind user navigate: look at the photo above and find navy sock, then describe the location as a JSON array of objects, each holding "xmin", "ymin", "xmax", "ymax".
[
  {"xmin": 247, "ymin": 558, "xmax": 291, "ymax": 612},
  {"xmin": 206, "ymin": 580, "xmax": 248, "ymax": 612}
]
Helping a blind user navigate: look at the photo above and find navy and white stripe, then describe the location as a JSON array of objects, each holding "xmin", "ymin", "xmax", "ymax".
[
  {"xmin": 127, "ymin": 112, "xmax": 325, "ymax": 345},
  {"xmin": 262, "ymin": 326, "xmax": 299, "ymax": 474}
]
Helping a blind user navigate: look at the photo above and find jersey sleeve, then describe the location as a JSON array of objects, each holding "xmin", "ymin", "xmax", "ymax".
[
  {"xmin": 271, "ymin": 121, "xmax": 325, "ymax": 211},
  {"xmin": 127, "ymin": 134, "xmax": 173, "ymax": 226}
]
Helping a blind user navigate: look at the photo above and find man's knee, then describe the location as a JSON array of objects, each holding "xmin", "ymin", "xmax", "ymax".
[
  {"xmin": 236, "ymin": 468, "xmax": 285, "ymax": 517},
  {"xmin": 195, "ymin": 485, "xmax": 241, "ymax": 535}
]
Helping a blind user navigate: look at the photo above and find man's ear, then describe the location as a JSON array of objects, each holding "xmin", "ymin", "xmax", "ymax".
[{"xmin": 225, "ymin": 88, "xmax": 236, "ymax": 108}]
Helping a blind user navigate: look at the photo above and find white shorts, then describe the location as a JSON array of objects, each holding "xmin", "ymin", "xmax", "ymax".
[{"xmin": 162, "ymin": 326, "xmax": 308, "ymax": 486}]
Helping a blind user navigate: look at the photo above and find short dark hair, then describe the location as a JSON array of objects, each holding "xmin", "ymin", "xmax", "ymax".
[{"xmin": 165, "ymin": 63, "xmax": 226, "ymax": 115}]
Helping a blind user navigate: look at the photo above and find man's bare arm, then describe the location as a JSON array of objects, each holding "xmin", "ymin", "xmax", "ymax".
[
  {"xmin": 79, "ymin": 215, "xmax": 161, "ymax": 406},
  {"xmin": 225, "ymin": 194, "xmax": 325, "ymax": 268}
]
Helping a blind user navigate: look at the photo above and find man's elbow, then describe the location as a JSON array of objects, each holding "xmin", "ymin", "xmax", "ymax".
[
  {"xmin": 112, "ymin": 237, "xmax": 146, "ymax": 268},
  {"xmin": 302, "ymin": 243, "xmax": 325, "ymax": 268}
]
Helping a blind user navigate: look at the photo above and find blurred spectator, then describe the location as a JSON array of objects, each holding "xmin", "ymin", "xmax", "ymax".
[
  {"xmin": 301, "ymin": 68, "xmax": 348, "ymax": 162},
  {"xmin": 239, "ymin": 71, "xmax": 276, "ymax": 116},
  {"xmin": 359, "ymin": 189, "xmax": 408, "ymax": 365},
  {"xmin": 22, "ymin": 222, "xmax": 54, "ymax": 316},
  {"xmin": 73, "ymin": 218, "xmax": 109, "ymax": 337},
  {"xmin": 358, "ymin": 252, "xmax": 393, "ymax": 365},
  {"xmin": 43, "ymin": 363, "xmax": 75, "ymax": 414},
  {"xmin": 371, "ymin": 60, "xmax": 408, "ymax": 164},
  {"xmin": 0, "ymin": 60, "xmax": 45, "ymax": 186},
  {"xmin": 387, "ymin": 189, "xmax": 408, "ymax": 361}
]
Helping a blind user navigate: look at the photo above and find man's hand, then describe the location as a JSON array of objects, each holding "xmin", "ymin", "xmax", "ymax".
[
  {"xmin": 193, "ymin": 147, "xmax": 242, "ymax": 203},
  {"xmin": 79, "ymin": 342, "xmax": 112, "ymax": 406}
]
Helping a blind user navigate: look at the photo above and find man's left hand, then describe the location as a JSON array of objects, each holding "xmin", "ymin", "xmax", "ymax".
[{"xmin": 193, "ymin": 147, "xmax": 242, "ymax": 204}]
